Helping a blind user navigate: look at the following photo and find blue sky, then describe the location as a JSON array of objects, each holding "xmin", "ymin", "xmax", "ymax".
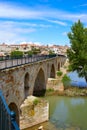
[{"xmin": 0, "ymin": 0, "xmax": 87, "ymax": 45}]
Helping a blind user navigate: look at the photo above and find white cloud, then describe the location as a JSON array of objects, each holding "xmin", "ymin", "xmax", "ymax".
[
  {"xmin": 0, "ymin": 21, "xmax": 36, "ymax": 34},
  {"xmin": 62, "ymin": 32, "xmax": 68, "ymax": 36},
  {"xmin": 0, "ymin": 29, "xmax": 26, "ymax": 44},
  {"xmin": 0, "ymin": 3, "xmax": 42, "ymax": 19},
  {"xmin": 39, "ymin": 24, "xmax": 52, "ymax": 28},
  {"xmin": 45, "ymin": 19, "xmax": 67, "ymax": 26},
  {"xmin": 0, "ymin": 21, "xmax": 36, "ymax": 44},
  {"xmin": 0, "ymin": 20, "xmax": 52, "ymax": 29},
  {"xmin": 0, "ymin": 20, "xmax": 53, "ymax": 44},
  {"xmin": 1, "ymin": 2, "xmax": 87, "ymax": 23},
  {"xmin": 14, "ymin": 28, "xmax": 36, "ymax": 33}
]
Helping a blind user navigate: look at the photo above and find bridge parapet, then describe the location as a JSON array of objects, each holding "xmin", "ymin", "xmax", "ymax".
[{"xmin": 0, "ymin": 54, "xmax": 57, "ymax": 70}]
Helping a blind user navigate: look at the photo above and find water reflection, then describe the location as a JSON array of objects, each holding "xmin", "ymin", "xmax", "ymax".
[
  {"xmin": 71, "ymin": 98, "xmax": 85, "ymax": 106},
  {"xmin": 67, "ymin": 71, "xmax": 87, "ymax": 87},
  {"xmin": 52, "ymin": 101, "xmax": 68, "ymax": 123},
  {"xmin": 25, "ymin": 96, "xmax": 87, "ymax": 130},
  {"xmin": 45, "ymin": 96, "xmax": 87, "ymax": 130}
]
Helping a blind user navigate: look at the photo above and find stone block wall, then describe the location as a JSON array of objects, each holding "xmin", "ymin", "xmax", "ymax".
[
  {"xmin": 20, "ymin": 96, "xmax": 49, "ymax": 129},
  {"xmin": 47, "ymin": 78, "xmax": 64, "ymax": 91}
]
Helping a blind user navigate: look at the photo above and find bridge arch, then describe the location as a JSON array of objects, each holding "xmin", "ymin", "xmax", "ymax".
[
  {"xmin": 24, "ymin": 72, "xmax": 30, "ymax": 98},
  {"xmin": 33, "ymin": 68, "xmax": 46, "ymax": 96},
  {"xmin": 58, "ymin": 62, "xmax": 60, "ymax": 71},
  {"xmin": 50, "ymin": 64, "xmax": 55, "ymax": 78},
  {"xmin": 9, "ymin": 102, "xmax": 19, "ymax": 125}
]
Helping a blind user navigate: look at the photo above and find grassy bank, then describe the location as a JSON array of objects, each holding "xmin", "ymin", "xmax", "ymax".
[{"xmin": 45, "ymin": 87, "xmax": 87, "ymax": 97}]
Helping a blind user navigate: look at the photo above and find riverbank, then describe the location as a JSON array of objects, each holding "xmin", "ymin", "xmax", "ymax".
[
  {"xmin": 45, "ymin": 87, "xmax": 87, "ymax": 97},
  {"xmin": 46, "ymin": 58, "xmax": 87, "ymax": 97}
]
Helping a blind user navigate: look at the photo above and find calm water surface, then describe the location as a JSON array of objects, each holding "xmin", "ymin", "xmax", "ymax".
[
  {"xmin": 67, "ymin": 71, "xmax": 87, "ymax": 87},
  {"xmin": 26, "ymin": 96, "xmax": 87, "ymax": 130}
]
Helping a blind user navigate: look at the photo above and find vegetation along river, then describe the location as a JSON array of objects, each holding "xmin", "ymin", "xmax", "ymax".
[{"xmin": 25, "ymin": 96, "xmax": 87, "ymax": 130}]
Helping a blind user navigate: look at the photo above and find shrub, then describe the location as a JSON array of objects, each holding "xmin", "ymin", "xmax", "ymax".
[
  {"xmin": 33, "ymin": 98, "xmax": 40, "ymax": 105},
  {"xmin": 62, "ymin": 74, "xmax": 71, "ymax": 89},
  {"xmin": 57, "ymin": 71, "xmax": 63, "ymax": 77},
  {"xmin": 0, "ymin": 57, "xmax": 3, "ymax": 61},
  {"xmin": 46, "ymin": 88, "xmax": 54, "ymax": 92},
  {"xmin": 49, "ymin": 50, "xmax": 55, "ymax": 55}
]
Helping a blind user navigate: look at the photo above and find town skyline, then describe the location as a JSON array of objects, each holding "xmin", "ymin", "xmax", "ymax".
[{"xmin": 0, "ymin": 0, "xmax": 87, "ymax": 45}]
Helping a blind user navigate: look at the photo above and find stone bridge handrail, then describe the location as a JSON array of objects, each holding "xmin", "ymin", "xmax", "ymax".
[
  {"xmin": 0, "ymin": 54, "xmax": 62, "ymax": 70},
  {"xmin": 0, "ymin": 54, "xmax": 66, "ymax": 70}
]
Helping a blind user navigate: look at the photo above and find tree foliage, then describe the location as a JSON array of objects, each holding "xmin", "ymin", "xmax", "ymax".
[
  {"xmin": 32, "ymin": 48, "xmax": 41, "ymax": 55},
  {"xmin": 27, "ymin": 48, "xmax": 41, "ymax": 56},
  {"xmin": 67, "ymin": 20, "xmax": 87, "ymax": 82},
  {"xmin": 27, "ymin": 50, "xmax": 33, "ymax": 56},
  {"xmin": 49, "ymin": 50, "xmax": 55, "ymax": 55},
  {"xmin": 11, "ymin": 50, "xmax": 23, "ymax": 58},
  {"xmin": 57, "ymin": 71, "xmax": 63, "ymax": 77}
]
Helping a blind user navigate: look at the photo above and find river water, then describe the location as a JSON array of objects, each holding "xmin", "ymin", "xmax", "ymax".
[
  {"xmin": 25, "ymin": 96, "xmax": 87, "ymax": 130},
  {"xmin": 67, "ymin": 71, "xmax": 87, "ymax": 87}
]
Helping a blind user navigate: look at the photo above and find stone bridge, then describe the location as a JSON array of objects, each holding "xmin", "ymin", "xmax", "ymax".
[{"xmin": 0, "ymin": 55, "xmax": 66, "ymax": 126}]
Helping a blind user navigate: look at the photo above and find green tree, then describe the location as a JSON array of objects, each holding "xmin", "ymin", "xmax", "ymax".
[
  {"xmin": 27, "ymin": 50, "xmax": 33, "ymax": 56},
  {"xmin": 11, "ymin": 50, "xmax": 23, "ymax": 58},
  {"xmin": 49, "ymin": 50, "xmax": 55, "ymax": 55},
  {"xmin": 32, "ymin": 48, "xmax": 41, "ymax": 55},
  {"xmin": 67, "ymin": 20, "xmax": 87, "ymax": 82}
]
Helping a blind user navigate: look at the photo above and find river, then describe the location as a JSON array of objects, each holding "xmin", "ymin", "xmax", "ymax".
[
  {"xmin": 25, "ymin": 96, "xmax": 87, "ymax": 130},
  {"xmin": 67, "ymin": 71, "xmax": 87, "ymax": 87}
]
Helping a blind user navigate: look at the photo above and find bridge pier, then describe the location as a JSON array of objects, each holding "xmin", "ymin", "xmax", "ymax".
[{"xmin": 20, "ymin": 96, "xmax": 49, "ymax": 129}]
